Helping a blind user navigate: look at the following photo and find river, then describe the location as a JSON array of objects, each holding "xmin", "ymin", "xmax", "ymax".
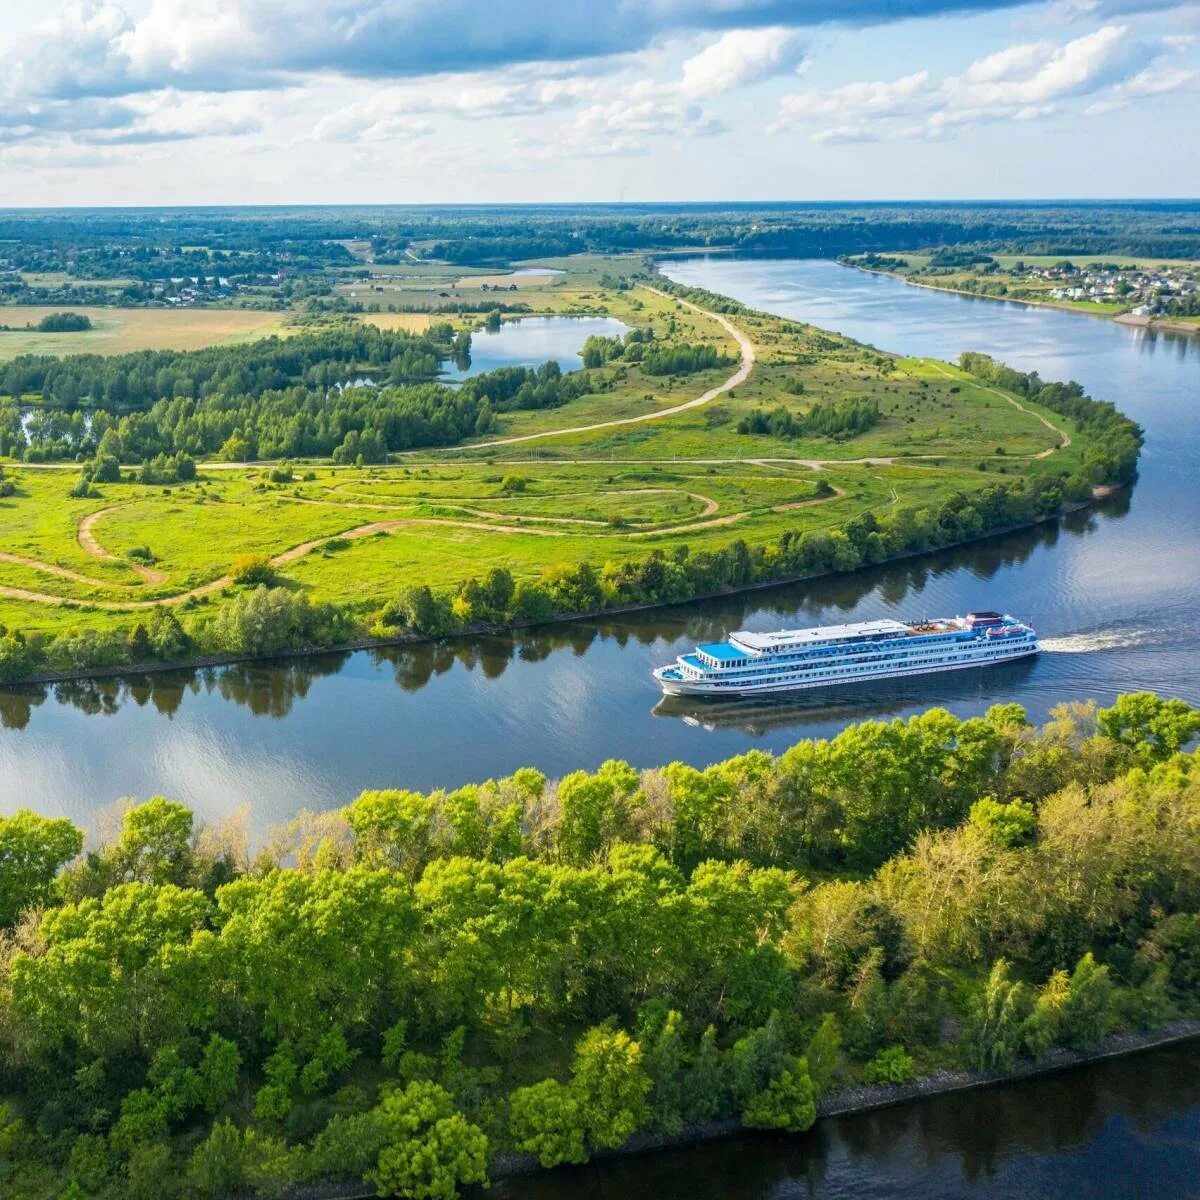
[
  {"xmin": 495, "ymin": 1041, "xmax": 1200, "ymax": 1200},
  {"xmin": 1, "ymin": 259, "xmax": 1197, "ymax": 836}
]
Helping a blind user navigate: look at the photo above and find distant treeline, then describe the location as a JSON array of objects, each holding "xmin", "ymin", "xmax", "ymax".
[
  {"xmin": 5, "ymin": 358, "xmax": 595, "ymax": 464},
  {"xmin": 0, "ymin": 325, "xmax": 449, "ymax": 411}
]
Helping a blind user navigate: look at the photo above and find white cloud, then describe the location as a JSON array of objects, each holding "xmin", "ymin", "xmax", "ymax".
[
  {"xmin": 771, "ymin": 23, "xmax": 1192, "ymax": 142},
  {"xmin": 567, "ymin": 82, "xmax": 727, "ymax": 156},
  {"xmin": 1084, "ymin": 62, "xmax": 1198, "ymax": 110},
  {"xmin": 770, "ymin": 72, "xmax": 932, "ymax": 130},
  {"xmin": 680, "ymin": 27, "xmax": 804, "ymax": 98}
]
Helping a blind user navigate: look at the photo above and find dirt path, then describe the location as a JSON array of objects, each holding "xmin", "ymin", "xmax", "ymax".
[
  {"xmin": 0, "ymin": 552, "xmax": 115, "ymax": 589},
  {"xmin": 928, "ymin": 362, "xmax": 1071, "ymax": 457},
  {"xmin": 78, "ymin": 506, "xmax": 168, "ymax": 584},
  {"xmin": 450, "ymin": 288, "xmax": 755, "ymax": 450},
  {"xmin": 2, "ymin": 482, "xmax": 845, "ymax": 612}
]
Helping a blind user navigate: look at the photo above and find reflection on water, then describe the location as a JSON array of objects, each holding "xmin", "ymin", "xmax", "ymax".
[
  {"xmin": 496, "ymin": 1041, "xmax": 1200, "ymax": 1200},
  {"xmin": 440, "ymin": 315, "xmax": 629, "ymax": 380},
  {"xmin": 0, "ymin": 509, "xmax": 1101, "ymax": 731},
  {"xmin": 2, "ymin": 259, "xmax": 1197, "ymax": 828}
]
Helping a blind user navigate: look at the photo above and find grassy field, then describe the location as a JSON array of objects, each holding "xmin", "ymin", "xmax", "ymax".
[
  {"xmin": 0, "ymin": 263, "xmax": 1085, "ymax": 643},
  {"xmin": 0, "ymin": 306, "xmax": 290, "ymax": 359}
]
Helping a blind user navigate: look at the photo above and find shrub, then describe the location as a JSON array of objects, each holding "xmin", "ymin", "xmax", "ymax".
[
  {"xmin": 230, "ymin": 554, "xmax": 277, "ymax": 587},
  {"xmin": 862, "ymin": 1045, "xmax": 915, "ymax": 1085}
]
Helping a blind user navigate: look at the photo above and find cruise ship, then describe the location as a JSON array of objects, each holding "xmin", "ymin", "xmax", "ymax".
[{"xmin": 652, "ymin": 612, "xmax": 1038, "ymax": 697}]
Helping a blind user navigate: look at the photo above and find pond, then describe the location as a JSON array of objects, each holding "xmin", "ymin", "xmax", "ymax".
[{"xmin": 440, "ymin": 315, "xmax": 628, "ymax": 381}]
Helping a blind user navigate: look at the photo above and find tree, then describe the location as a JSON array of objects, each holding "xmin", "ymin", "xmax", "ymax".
[
  {"xmin": 742, "ymin": 1056, "xmax": 816, "ymax": 1132},
  {"xmin": 727, "ymin": 1013, "xmax": 788, "ymax": 1109},
  {"xmin": 217, "ymin": 434, "xmax": 250, "ymax": 463},
  {"xmin": 0, "ymin": 809, "xmax": 83, "ymax": 924},
  {"xmin": 345, "ymin": 789, "xmax": 437, "ymax": 878},
  {"xmin": 962, "ymin": 959, "xmax": 1032, "ymax": 1071},
  {"xmin": 367, "ymin": 1082, "xmax": 489, "ymax": 1200},
  {"xmin": 111, "ymin": 796, "xmax": 194, "ymax": 886},
  {"xmin": 680, "ymin": 1025, "xmax": 725, "ymax": 1124},
  {"xmin": 1058, "ymin": 952, "xmax": 1117, "ymax": 1049},
  {"xmin": 803, "ymin": 1014, "xmax": 843, "ymax": 1094},
  {"xmin": 843, "ymin": 948, "xmax": 891, "ymax": 1057},
  {"xmin": 148, "ymin": 608, "xmax": 190, "ymax": 659},
  {"xmin": 571, "ymin": 1026, "xmax": 651, "ymax": 1149},
  {"xmin": 124, "ymin": 1143, "xmax": 173, "ymax": 1200},
  {"xmin": 187, "ymin": 1119, "xmax": 244, "ymax": 1199},
  {"xmin": 556, "ymin": 760, "xmax": 640, "ymax": 865},
  {"xmin": 1097, "ymin": 693, "xmax": 1200, "ymax": 763},
  {"xmin": 507, "ymin": 1079, "xmax": 587, "ymax": 1168},
  {"xmin": 968, "ymin": 797, "xmax": 1036, "ymax": 847},
  {"xmin": 638, "ymin": 1004, "xmax": 687, "ymax": 1133}
]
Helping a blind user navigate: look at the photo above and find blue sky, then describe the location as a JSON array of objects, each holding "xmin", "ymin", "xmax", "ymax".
[{"xmin": 0, "ymin": 0, "xmax": 1196, "ymax": 204}]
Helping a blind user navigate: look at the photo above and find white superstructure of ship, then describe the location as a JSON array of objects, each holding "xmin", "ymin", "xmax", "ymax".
[{"xmin": 652, "ymin": 611, "xmax": 1038, "ymax": 697}]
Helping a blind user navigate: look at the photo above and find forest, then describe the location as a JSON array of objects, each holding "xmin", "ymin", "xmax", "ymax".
[
  {"xmin": 2, "ymin": 203, "xmax": 1198, "ymax": 311},
  {"xmin": 0, "ymin": 693, "xmax": 1197, "ymax": 1198},
  {"xmin": 0, "ymin": 326, "xmax": 608, "ymax": 463}
]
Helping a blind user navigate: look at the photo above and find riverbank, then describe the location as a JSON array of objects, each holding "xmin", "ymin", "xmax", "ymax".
[
  {"xmin": 844, "ymin": 261, "xmax": 1123, "ymax": 320},
  {"xmin": 1114, "ymin": 311, "xmax": 1200, "ymax": 335},
  {"xmin": 234, "ymin": 1019, "xmax": 1200, "ymax": 1200},
  {"xmin": 846, "ymin": 261, "xmax": 1200, "ymax": 336},
  {"xmin": 6, "ymin": 488, "xmax": 1115, "ymax": 689}
]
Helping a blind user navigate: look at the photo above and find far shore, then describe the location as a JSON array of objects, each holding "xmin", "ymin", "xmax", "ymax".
[{"xmin": 845, "ymin": 261, "xmax": 1199, "ymax": 335}]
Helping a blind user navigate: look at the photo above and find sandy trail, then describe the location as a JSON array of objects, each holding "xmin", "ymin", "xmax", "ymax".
[
  {"xmin": 3, "ymin": 483, "xmax": 845, "ymax": 612},
  {"xmin": 928, "ymin": 362, "xmax": 1071, "ymax": 457},
  {"xmin": 449, "ymin": 287, "xmax": 755, "ymax": 450},
  {"xmin": 78, "ymin": 506, "xmax": 168, "ymax": 584}
]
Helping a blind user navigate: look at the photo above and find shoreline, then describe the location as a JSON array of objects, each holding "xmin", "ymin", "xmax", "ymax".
[
  {"xmin": 246, "ymin": 1019, "xmax": 1200, "ymax": 1200},
  {"xmin": 7, "ymin": 492, "xmax": 1113, "ymax": 690},
  {"xmin": 1113, "ymin": 310, "xmax": 1200, "ymax": 335},
  {"xmin": 844, "ymin": 262, "xmax": 1122, "ymax": 319},
  {"xmin": 845, "ymin": 261, "xmax": 1200, "ymax": 335}
]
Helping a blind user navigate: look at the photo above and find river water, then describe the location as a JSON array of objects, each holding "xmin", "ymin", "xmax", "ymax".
[
  {"xmin": 496, "ymin": 1041, "xmax": 1200, "ymax": 1200},
  {"xmin": 3, "ymin": 260, "xmax": 1199, "ymax": 1191},
  {"xmin": 1, "ymin": 259, "xmax": 1197, "ymax": 834}
]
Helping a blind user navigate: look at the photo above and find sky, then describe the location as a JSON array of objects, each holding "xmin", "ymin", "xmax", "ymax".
[{"xmin": 0, "ymin": 0, "xmax": 1197, "ymax": 205}]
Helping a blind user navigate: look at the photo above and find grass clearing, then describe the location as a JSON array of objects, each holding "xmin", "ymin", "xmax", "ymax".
[{"xmin": 0, "ymin": 306, "xmax": 290, "ymax": 359}]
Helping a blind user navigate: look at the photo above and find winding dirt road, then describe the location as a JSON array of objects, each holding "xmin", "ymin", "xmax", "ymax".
[
  {"xmin": 458, "ymin": 287, "xmax": 755, "ymax": 450},
  {"xmin": 78, "ymin": 506, "xmax": 168, "ymax": 584}
]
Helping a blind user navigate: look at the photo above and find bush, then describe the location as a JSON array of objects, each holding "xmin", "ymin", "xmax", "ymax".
[
  {"xmin": 230, "ymin": 554, "xmax": 277, "ymax": 587},
  {"xmin": 742, "ymin": 1056, "xmax": 816, "ymax": 1131},
  {"xmin": 36, "ymin": 312, "xmax": 92, "ymax": 332},
  {"xmin": 862, "ymin": 1045, "xmax": 915, "ymax": 1085}
]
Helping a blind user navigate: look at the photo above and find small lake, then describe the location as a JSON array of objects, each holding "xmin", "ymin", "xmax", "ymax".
[{"xmin": 440, "ymin": 315, "xmax": 627, "ymax": 381}]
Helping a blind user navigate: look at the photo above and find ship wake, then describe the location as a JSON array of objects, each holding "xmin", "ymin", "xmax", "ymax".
[{"xmin": 1040, "ymin": 628, "xmax": 1158, "ymax": 654}]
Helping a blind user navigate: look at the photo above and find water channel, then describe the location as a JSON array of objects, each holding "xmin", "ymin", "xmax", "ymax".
[
  {"xmin": 1, "ymin": 259, "xmax": 1196, "ymax": 838},
  {"xmin": 4, "ymin": 257, "xmax": 1199, "ymax": 1193}
]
